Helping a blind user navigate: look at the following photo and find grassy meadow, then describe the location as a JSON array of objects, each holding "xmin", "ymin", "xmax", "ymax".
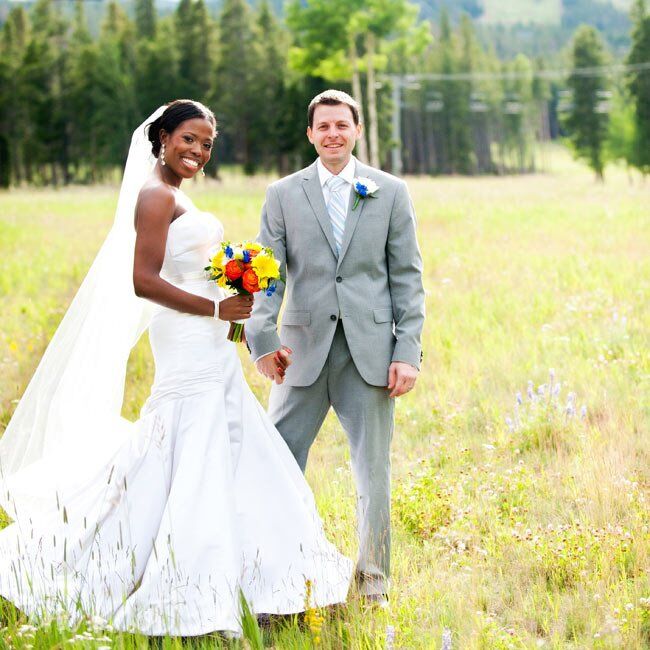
[{"xmin": 0, "ymin": 153, "xmax": 649, "ymax": 648}]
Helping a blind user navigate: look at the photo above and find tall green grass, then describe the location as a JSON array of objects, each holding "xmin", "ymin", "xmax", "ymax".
[{"xmin": 0, "ymin": 158, "xmax": 648, "ymax": 648}]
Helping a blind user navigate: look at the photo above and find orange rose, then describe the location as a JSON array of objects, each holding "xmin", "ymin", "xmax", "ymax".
[
  {"xmin": 242, "ymin": 268, "xmax": 260, "ymax": 293},
  {"xmin": 247, "ymin": 249, "xmax": 260, "ymax": 258},
  {"xmin": 225, "ymin": 260, "xmax": 243, "ymax": 281}
]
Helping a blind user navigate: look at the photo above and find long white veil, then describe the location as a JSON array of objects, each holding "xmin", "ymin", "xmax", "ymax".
[{"xmin": 0, "ymin": 107, "xmax": 165, "ymax": 519}]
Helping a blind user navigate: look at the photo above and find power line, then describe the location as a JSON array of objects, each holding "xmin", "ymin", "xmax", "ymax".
[{"xmin": 385, "ymin": 61, "xmax": 650, "ymax": 83}]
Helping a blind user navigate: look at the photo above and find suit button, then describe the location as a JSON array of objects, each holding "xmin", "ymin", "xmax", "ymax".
[
  {"xmin": 330, "ymin": 314, "xmax": 337, "ymax": 321},
  {"xmin": 336, "ymin": 276, "xmax": 342, "ymax": 283}
]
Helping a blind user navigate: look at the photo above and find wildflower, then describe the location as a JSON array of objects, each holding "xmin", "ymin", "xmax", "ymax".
[
  {"xmin": 386, "ymin": 624, "xmax": 396, "ymax": 649},
  {"xmin": 304, "ymin": 579, "xmax": 324, "ymax": 645}
]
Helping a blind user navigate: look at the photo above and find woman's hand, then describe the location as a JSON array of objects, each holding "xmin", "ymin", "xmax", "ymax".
[{"xmin": 217, "ymin": 294, "xmax": 254, "ymax": 321}]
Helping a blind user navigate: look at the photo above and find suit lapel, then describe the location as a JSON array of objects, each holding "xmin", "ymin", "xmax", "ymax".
[
  {"xmin": 301, "ymin": 163, "xmax": 339, "ymax": 259},
  {"xmin": 337, "ymin": 160, "xmax": 367, "ymax": 266}
]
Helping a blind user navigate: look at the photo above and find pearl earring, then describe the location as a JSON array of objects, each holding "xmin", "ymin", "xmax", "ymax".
[
  {"xmin": 201, "ymin": 167, "xmax": 205, "ymax": 177},
  {"xmin": 160, "ymin": 143, "xmax": 166, "ymax": 166}
]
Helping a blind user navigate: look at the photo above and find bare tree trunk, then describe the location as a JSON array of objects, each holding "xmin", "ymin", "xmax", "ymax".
[
  {"xmin": 349, "ymin": 36, "xmax": 369, "ymax": 163},
  {"xmin": 365, "ymin": 32, "xmax": 380, "ymax": 169}
]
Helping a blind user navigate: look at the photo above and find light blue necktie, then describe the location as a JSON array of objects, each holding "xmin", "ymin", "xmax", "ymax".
[{"xmin": 326, "ymin": 175, "xmax": 348, "ymax": 254}]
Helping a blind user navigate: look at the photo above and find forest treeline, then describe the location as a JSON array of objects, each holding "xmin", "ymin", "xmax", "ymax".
[{"xmin": 0, "ymin": 0, "xmax": 648, "ymax": 186}]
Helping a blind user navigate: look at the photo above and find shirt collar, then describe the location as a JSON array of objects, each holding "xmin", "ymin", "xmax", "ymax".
[{"xmin": 316, "ymin": 156, "xmax": 357, "ymax": 187}]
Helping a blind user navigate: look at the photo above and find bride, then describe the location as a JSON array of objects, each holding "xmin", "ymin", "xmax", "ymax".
[{"xmin": 0, "ymin": 100, "xmax": 352, "ymax": 636}]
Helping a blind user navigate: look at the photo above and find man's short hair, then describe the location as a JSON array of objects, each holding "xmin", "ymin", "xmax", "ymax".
[{"xmin": 308, "ymin": 90, "xmax": 361, "ymax": 128}]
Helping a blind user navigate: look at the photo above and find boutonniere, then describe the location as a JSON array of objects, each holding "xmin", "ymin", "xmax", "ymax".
[{"xmin": 352, "ymin": 177, "xmax": 379, "ymax": 210}]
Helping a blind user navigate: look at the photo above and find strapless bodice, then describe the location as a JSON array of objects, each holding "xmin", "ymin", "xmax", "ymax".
[{"xmin": 160, "ymin": 209, "xmax": 224, "ymax": 284}]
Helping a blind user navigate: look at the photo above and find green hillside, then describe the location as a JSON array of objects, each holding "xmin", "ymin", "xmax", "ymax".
[{"xmin": 481, "ymin": 0, "xmax": 563, "ymax": 25}]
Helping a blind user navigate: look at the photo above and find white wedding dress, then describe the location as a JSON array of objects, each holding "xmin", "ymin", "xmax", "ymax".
[{"xmin": 0, "ymin": 209, "xmax": 352, "ymax": 636}]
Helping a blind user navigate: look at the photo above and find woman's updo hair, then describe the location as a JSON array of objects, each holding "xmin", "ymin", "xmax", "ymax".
[{"xmin": 147, "ymin": 99, "xmax": 217, "ymax": 157}]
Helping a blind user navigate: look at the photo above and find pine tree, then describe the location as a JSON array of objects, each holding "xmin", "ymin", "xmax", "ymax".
[
  {"xmin": 99, "ymin": 1, "xmax": 138, "ymax": 167},
  {"xmin": 213, "ymin": 0, "xmax": 259, "ymax": 173},
  {"xmin": 627, "ymin": 0, "xmax": 650, "ymax": 173},
  {"xmin": 501, "ymin": 54, "xmax": 534, "ymax": 172},
  {"xmin": 606, "ymin": 86, "xmax": 636, "ymax": 174},
  {"xmin": 175, "ymin": 0, "xmax": 213, "ymax": 101},
  {"xmin": 438, "ymin": 9, "xmax": 472, "ymax": 173},
  {"xmin": 0, "ymin": 5, "xmax": 30, "ymax": 184},
  {"xmin": 134, "ymin": 17, "xmax": 181, "ymax": 115},
  {"xmin": 565, "ymin": 25, "xmax": 609, "ymax": 180},
  {"xmin": 135, "ymin": 0, "xmax": 156, "ymax": 40},
  {"xmin": 104, "ymin": 0, "xmax": 138, "ymax": 75},
  {"xmin": 21, "ymin": 0, "xmax": 67, "ymax": 184},
  {"xmin": 253, "ymin": 0, "xmax": 286, "ymax": 170}
]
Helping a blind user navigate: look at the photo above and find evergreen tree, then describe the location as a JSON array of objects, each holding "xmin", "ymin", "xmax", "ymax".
[
  {"xmin": 175, "ymin": 0, "xmax": 213, "ymax": 101},
  {"xmin": 135, "ymin": 0, "xmax": 156, "ymax": 40},
  {"xmin": 134, "ymin": 17, "xmax": 181, "ymax": 115},
  {"xmin": 253, "ymin": 0, "xmax": 287, "ymax": 170},
  {"xmin": 0, "ymin": 5, "xmax": 30, "ymax": 184},
  {"xmin": 213, "ymin": 0, "xmax": 259, "ymax": 173},
  {"xmin": 103, "ymin": 0, "xmax": 138, "ymax": 77},
  {"xmin": 627, "ymin": 0, "xmax": 650, "ymax": 173},
  {"xmin": 606, "ymin": 86, "xmax": 636, "ymax": 174},
  {"xmin": 21, "ymin": 0, "xmax": 67, "ymax": 184},
  {"xmin": 501, "ymin": 54, "xmax": 534, "ymax": 172},
  {"xmin": 565, "ymin": 25, "xmax": 609, "ymax": 180},
  {"xmin": 99, "ymin": 2, "xmax": 138, "ymax": 166},
  {"xmin": 438, "ymin": 8, "xmax": 472, "ymax": 173}
]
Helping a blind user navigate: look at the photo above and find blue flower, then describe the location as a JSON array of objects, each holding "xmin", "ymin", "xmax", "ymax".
[
  {"xmin": 242, "ymin": 250, "xmax": 251, "ymax": 263},
  {"xmin": 225, "ymin": 245, "xmax": 234, "ymax": 258},
  {"xmin": 265, "ymin": 283, "xmax": 277, "ymax": 297},
  {"xmin": 352, "ymin": 176, "xmax": 379, "ymax": 210}
]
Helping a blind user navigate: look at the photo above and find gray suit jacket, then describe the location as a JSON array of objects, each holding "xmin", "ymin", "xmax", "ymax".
[{"xmin": 246, "ymin": 158, "xmax": 425, "ymax": 387}]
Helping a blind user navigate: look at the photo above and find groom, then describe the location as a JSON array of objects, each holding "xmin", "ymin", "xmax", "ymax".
[{"xmin": 246, "ymin": 90, "xmax": 425, "ymax": 601}]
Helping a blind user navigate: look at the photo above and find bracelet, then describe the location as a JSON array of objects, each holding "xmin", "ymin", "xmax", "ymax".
[{"xmin": 213, "ymin": 299, "xmax": 221, "ymax": 321}]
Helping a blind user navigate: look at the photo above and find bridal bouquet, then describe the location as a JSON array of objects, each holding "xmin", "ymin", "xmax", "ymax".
[{"xmin": 205, "ymin": 241, "xmax": 281, "ymax": 343}]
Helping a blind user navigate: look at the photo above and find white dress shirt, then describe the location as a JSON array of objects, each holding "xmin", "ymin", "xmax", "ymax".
[{"xmin": 317, "ymin": 156, "xmax": 356, "ymax": 208}]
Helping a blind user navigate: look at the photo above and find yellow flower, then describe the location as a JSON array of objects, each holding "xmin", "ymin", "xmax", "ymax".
[
  {"xmin": 251, "ymin": 253, "xmax": 280, "ymax": 280},
  {"xmin": 216, "ymin": 274, "xmax": 228, "ymax": 289},
  {"xmin": 247, "ymin": 242, "xmax": 263, "ymax": 252},
  {"xmin": 211, "ymin": 249, "xmax": 226, "ymax": 270}
]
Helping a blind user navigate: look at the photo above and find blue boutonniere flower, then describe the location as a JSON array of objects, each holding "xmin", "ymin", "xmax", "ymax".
[{"xmin": 352, "ymin": 177, "xmax": 379, "ymax": 210}]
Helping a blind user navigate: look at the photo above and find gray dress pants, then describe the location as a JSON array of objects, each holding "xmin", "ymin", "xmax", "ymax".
[{"xmin": 268, "ymin": 322, "xmax": 394, "ymax": 596}]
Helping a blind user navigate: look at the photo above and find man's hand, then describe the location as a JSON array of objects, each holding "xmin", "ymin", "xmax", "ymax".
[
  {"xmin": 255, "ymin": 346, "xmax": 293, "ymax": 384},
  {"xmin": 387, "ymin": 361, "xmax": 419, "ymax": 398}
]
